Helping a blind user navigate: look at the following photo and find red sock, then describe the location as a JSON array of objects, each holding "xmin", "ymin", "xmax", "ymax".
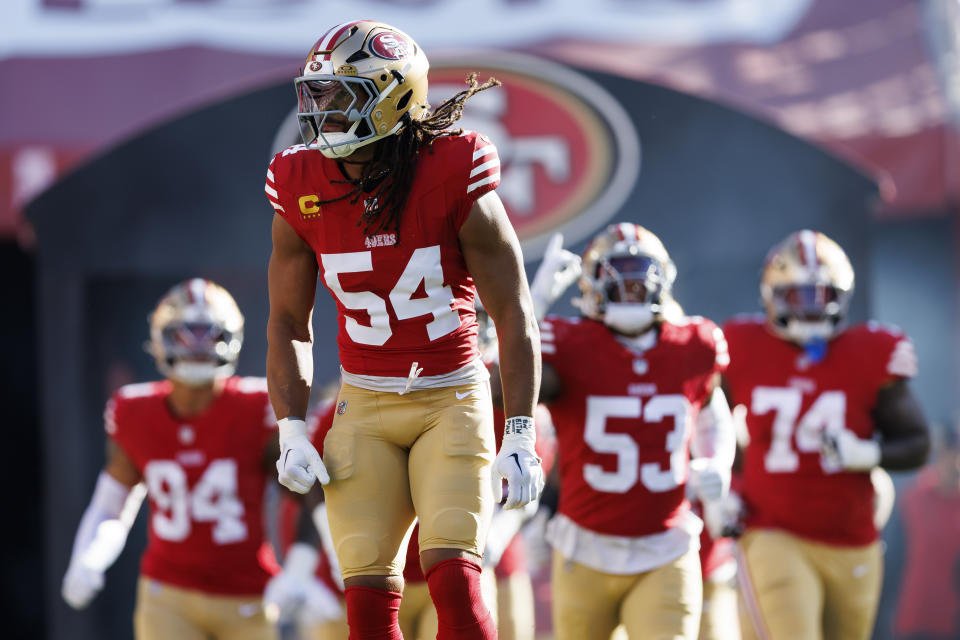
[
  {"xmin": 343, "ymin": 586, "xmax": 404, "ymax": 640},
  {"xmin": 425, "ymin": 558, "xmax": 497, "ymax": 640}
]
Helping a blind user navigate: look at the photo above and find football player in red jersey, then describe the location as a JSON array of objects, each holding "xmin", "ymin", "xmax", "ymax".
[
  {"xmin": 61, "ymin": 279, "xmax": 281, "ymax": 639},
  {"xmin": 534, "ymin": 224, "xmax": 736, "ymax": 640},
  {"xmin": 723, "ymin": 230, "xmax": 929, "ymax": 640},
  {"xmin": 263, "ymin": 20, "xmax": 542, "ymax": 640}
]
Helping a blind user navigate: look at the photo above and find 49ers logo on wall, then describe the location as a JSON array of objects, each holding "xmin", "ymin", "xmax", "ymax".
[
  {"xmin": 430, "ymin": 53, "xmax": 641, "ymax": 260},
  {"xmin": 370, "ymin": 32, "xmax": 411, "ymax": 60}
]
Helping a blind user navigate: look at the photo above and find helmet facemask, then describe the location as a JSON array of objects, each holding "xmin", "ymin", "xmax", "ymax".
[
  {"xmin": 296, "ymin": 70, "xmax": 409, "ymax": 159},
  {"xmin": 765, "ymin": 283, "xmax": 850, "ymax": 345},
  {"xmin": 596, "ymin": 252, "xmax": 672, "ymax": 336}
]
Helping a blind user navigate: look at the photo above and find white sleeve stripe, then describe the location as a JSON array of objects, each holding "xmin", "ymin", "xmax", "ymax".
[
  {"xmin": 541, "ymin": 343, "xmax": 556, "ymax": 354},
  {"xmin": 887, "ymin": 339, "xmax": 918, "ymax": 378},
  {"xmin": 267, "ymin": 169, "xmax": 275, "ymax": 182},
  {"xmin": 470, "ymin": 158, "xmax": 500, "ymax": 178},
  {"xmin": 540, "ymin": 321, "xmax": 553, "ymax": 330},
  {"xmin": 473, "ymin": 145, "xmax": 496, "ymax": 161},
  {"xmin": 265, "ymin": 184, "xmax": 279, "ymax": 198},
  {"xmin": 466, "ymin": 174, "xmax": 500, "ymax": 193},
  {"xmin": 270, "ymin": 202, "xmax": 285, "ymax": 212},
  {"xmin": 540, "ymin": 331, "xmax": 555, "ymax": 342}
]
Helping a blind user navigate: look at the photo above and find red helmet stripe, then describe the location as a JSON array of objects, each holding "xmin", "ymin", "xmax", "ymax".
[{"xmin": 318, "ymin": 20, "xmax": 366, "ymax": 60}]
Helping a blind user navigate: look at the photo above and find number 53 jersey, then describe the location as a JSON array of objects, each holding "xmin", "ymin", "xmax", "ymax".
[
  {"xmin": 105, "ymin": 377, "xmax": 277, "ymax": 595},
  {"xmin": 542, "ymin": 316, "xmax": 728, "ymax": 539},
  {"xmin": 722, "ymin": 316, "xmax": 917, "ymax": 546}
]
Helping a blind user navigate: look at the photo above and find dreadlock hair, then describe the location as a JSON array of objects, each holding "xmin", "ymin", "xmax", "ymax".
[{"xmin": 315, "ymin": 73, "xmax": 501, "ymax": 237}]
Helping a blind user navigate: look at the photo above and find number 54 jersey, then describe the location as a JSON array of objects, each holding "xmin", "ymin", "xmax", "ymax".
[
  {"xmin": 265, "ymin": 131, "xmax": 501, "ymax": 378},
  {"xmin": 722, "ymin": 316, "xmax": 917, "ymax": 546},
  {"xmin": 542, "ymin": 316, "xmax": 728, "ymax": 539},
  {"xmin": 105, "ymin": 377, "xmax": 277, "ymax": 595}
]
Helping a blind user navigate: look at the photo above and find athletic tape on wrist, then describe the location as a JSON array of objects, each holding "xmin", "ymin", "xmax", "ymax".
[{"xmin": 504, "ymin": 416, "xmax": 535, "ymax": 436}]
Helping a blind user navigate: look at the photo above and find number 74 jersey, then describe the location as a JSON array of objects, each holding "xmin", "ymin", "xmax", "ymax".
[
  {"xmin": 542, "ymin": 315, "xmax": 728, "ymax": 538},
  {"xmin": 722, "ymin": 315, "xmax": 917, "ymax": 546}
]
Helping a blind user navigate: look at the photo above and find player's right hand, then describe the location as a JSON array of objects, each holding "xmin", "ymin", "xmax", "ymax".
[
  {"xmin": 277, "ymin": 418, "xmax": 329, "ymax": 494},
  {"xmin": 61, "ymin": 562, "xmax": 104, "ymax": 610}
]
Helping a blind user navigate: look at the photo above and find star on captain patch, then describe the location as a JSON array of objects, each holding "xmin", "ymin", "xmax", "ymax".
[
  {"xmin": 336, "ymin": 400, "xmax": 348, "ymax": 415},
  {"xmin": 178, "ymin": 425, "xmax": 195, "ymax": 445}
]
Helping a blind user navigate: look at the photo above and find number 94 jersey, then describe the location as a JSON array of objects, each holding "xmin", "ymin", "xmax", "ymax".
[
  {"xmin": 265, "ymin": 131, "xmax": 501, "ymax": 378},
  {"xmin": 542, "ymin": 315, "xmax": 728, "ymax": 538},
  {"xmin": 104, "ymin": 377, "xmax": 277, "ymax": 596},
  {"xmin": 722, "ymin": 316, "xmax": 917, "ymax": 546}
]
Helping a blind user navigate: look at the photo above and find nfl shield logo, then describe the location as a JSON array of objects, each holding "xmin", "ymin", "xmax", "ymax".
[
  {"xmin": 336, "ymin": 400, "xmax": 347, "ymax": 415},
  {"xmin": 633, "ymin": 359, "xmax": 648, "ymax": 375}
]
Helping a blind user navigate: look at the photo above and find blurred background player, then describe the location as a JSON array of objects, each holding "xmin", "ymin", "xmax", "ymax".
[
  {"xmin": 892, "ymin": 419, "xmax": 960, "ymax": 640},
  {"xmin": 264, "ymin": 19, "xmax": 543, "ymax": 640},
  {"xmin": 533, "ymin": 225, "xmax": 736, "ymax": 640},
  {"xmin": 722, "ymin": 230, "xmax": 929, "ymax": 640},
  {"xmin": 61, "ymin": 278, "xmax": 281, "ymax": 640}
]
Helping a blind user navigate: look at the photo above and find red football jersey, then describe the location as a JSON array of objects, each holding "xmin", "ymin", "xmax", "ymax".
[
  {"xmin": 723, "ymin": 316, "xmax": 917, "ymax": 546},
  {"xmin": 542, "ymin": 316, "xmax": 727, "ymax": 537},
  {"xmin": 265, "ymin": 131, "xmax": 501, "ymax": 377},
  {"xmin": 105, "ymin": 377, "xmax": 277, "ymax": 595}
]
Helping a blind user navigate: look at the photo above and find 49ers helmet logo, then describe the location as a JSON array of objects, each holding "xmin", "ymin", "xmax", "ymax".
[
  {"xmin": 429, "ymin": 53, "xmax": 640, "ymax": 260},
  {"xmin": 370, "ymin": 32, "xmax": 411, "ymax": 60}
]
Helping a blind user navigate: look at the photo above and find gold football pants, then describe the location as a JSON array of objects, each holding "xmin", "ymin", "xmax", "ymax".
[
  {"xmin": 321, "ymin": 381, "xmax": 495, "ymax": 579},
  {"xmin": 552, "ymin": 549, "xmax": 702, "ymax": 640},
  {"xmin": 133, "ymin": 578, "xmax": 276, "ymax": 640},
  {"xmin": 737, "ymin": 529, "xmax": 882, "ymax": 640}
]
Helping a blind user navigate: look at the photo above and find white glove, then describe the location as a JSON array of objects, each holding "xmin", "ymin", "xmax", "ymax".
[
  {"xmin": 530, "ymin": 232, "xmax": 582, "ymax": 321},
  {"xmin": 264, "ymin": 543, "xmax": 342, "ymax": 625},
  {"xmin": 277, "ymin": 418, "xmax": 329, "ymax": 494},
  {"xmin": 62, "ymin": 561, "xmax": 104, "ymax": 610},
  {"xmin": 688, "ymin": 457, "xmax": 730, "ymax": 503},
  {"xmin": 701, "ymin": 491, "xmax": 745, "ymax": 540},
  {"xmin": 492, "ymin": 417, "xmax": 545, "ymax": 510},
  {"xmin": 821, "ymin": 429, "xmax": 881, "ymax": 471}
]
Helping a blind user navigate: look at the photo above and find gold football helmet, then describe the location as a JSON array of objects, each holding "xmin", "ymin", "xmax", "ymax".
[
  {"xmin": 148, "ymin": 279, "xmax": 244, "ymax": 385},
  {"xmin": 577, "ymin": 222, "xmax": 677, "ymax": 334},
  {"xmin": 761, "ymin": 229, "xmax": 854, "ymax": 344},
  {"xmin": 296, "ymin": 20, "xmax": 430, "ymax": 158}
]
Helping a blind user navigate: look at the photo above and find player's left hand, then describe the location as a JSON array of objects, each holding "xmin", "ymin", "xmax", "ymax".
[
  {"xmin": 821, "ymin": 429, "xmax": 881, "ymax": 471},
  {"xmin": 492, "ymin": 417, "xmax": 544, "ymax": 510},
  {"xmin": 277, "ymin": 418, "xmax": 329, "ymax": 493},
  {"xmin": 61, "ymin": 561, "xmax": 104, "ymax": 610},
  {"xmin": 688, "ymin": 457, "xmax": 730, "ymax": 503}
]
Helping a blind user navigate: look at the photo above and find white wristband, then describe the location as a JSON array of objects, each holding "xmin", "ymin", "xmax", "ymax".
[
  {"xmin": 278, "ymin": 417, "xmax": 308, "ymax": 444},
  {"xmin": 504, "ymin": 416, "xmax": 536, "ymax": 446}
]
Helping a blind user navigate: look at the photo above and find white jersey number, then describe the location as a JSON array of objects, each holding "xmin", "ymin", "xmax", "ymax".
[
  {"xmin": 321, "ymin": 246, "xmax": 462, "ymax": 346},
  {"xmin": 144, "ymin": 459, "xmax": 248, "ymax": 545},
  {"xmin": 583, "ymin": 394, "xmax": 691, "ymax": 494},
  {"xmin": 751, "ymin": 387, "xmax": 847, "ymax": 473}
]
